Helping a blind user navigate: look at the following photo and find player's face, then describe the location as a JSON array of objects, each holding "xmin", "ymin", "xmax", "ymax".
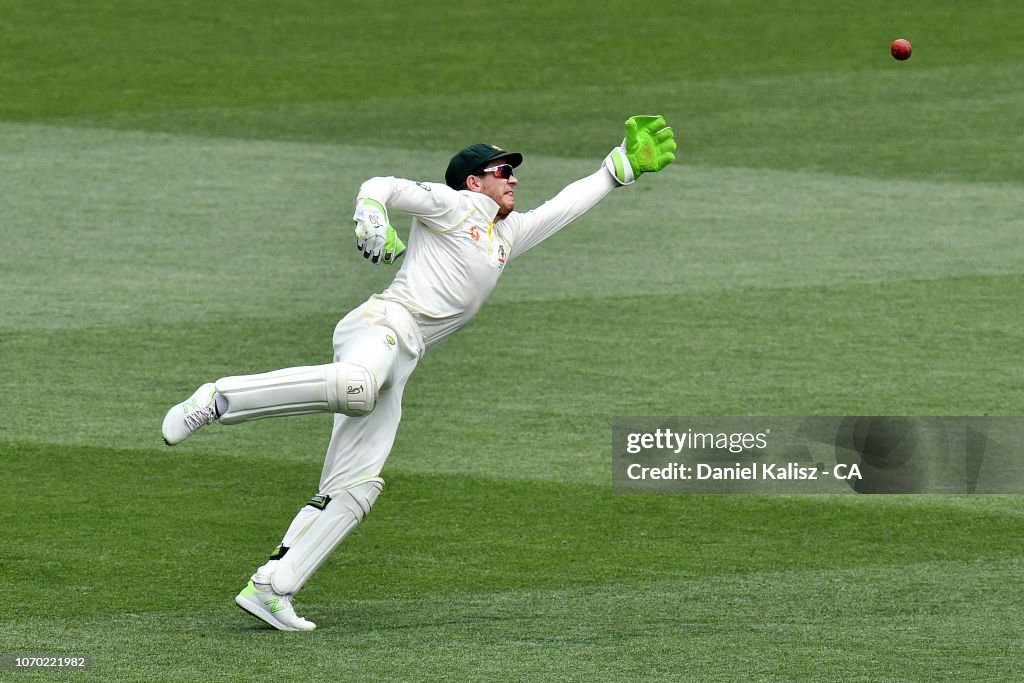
[{"xmin": 476, "ymin": 160, "xmax": 518, "ymax": 218}]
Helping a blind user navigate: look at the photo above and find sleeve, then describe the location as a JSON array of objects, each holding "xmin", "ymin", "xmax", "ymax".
[
  {"xmin": 356, "ymin": 177, "xmax": 463, "ymax": 224},
  {"xmin": 507, "ymin": 168, "xmax": 618, "ymax": 259}
]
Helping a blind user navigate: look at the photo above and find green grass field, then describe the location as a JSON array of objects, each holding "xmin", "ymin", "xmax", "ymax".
[{"xmin": 2, "ymin": 1, "xmax": 1023, "ymax": 680}]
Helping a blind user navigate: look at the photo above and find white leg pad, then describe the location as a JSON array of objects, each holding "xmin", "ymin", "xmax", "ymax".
[
  {"xmin": 270, "ymin": 478, "xmax": 383, "ymax": 595},
  {"xmin": 215, "ymin": 362, "xmax": 377, "ymax": 424}
]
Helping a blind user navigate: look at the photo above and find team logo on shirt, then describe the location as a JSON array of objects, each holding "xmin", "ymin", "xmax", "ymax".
[
  {"xmin": 470, "ymin": 226, "xmax": 481, "ymax": 241},
  {"xmin": 498, "ymin": 245, "xmax": 506, "ymax": 265}
]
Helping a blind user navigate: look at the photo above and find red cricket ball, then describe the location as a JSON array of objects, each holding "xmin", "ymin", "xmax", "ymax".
[{"xmin": 891, "ymin": 38, "xmax": 912, "ymax": 61}]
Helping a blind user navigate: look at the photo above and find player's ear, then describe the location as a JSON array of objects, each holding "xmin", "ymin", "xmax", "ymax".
[{"xmin": 464, "ymin": 174, "xmax": 482, "ymax": 192}]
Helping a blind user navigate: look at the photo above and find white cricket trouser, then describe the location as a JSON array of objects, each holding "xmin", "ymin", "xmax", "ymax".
[{"xmin": 318, "ymin": 295, "xmax": 423, "ymax": 495}]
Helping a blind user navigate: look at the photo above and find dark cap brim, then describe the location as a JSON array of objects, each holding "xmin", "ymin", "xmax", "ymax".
[{"xmin": 445, "ymin": 143, "xmax": 524, "ymax": 189}]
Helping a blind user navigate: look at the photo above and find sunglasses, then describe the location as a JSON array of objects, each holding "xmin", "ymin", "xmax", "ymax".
[{"xmin": 479, "ymin": 163, "xmax": 515, "ymax": 180}]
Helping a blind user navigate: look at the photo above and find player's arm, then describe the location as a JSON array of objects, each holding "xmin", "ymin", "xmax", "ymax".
[
  {"xmin": 509, "ymin": 115, "xmax": 677, "ymax": 257},
  {"xmin": 507, "ymin": 169, "xmax": 617, "ymax": 256},
  {"xmin": 352, "ymin": 177, "xmax": 462, "ymax": 265}
]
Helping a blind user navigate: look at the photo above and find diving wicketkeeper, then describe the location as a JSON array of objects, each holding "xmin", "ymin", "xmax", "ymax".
[{"xmin": 161, "ymin": 115, "xmax": 676, "ymax": 631}]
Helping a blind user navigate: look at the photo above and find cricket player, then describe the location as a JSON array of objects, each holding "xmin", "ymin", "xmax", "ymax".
[{"xmin": 160, "ymin": 115, "xmax": 676, "ymax": 631}]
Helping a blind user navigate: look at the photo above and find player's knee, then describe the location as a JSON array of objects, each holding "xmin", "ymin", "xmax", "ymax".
[
  {"xmin": 326, "ymin": 362, "xmax": 378, "ymax": 417},
  {"xmin": 324, "ymin": 477, "xmax": 384, "ymax": 519},
  {"xmin": 334, "ymin": 325, "xmax": 402, "ymax": 391}
]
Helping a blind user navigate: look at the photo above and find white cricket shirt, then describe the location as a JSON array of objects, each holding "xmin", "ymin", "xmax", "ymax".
[{"xmin": 356, "ymin": 167, "xmax": 617, "ymax": 350}]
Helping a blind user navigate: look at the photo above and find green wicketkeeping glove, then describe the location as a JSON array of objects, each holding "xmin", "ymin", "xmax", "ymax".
[
  {"xmin": 353, "ymin": 198, "xmax": 406, "ymax": 265},
  {"xmin": 603, "ymin": 115, "xmax": 677, "ymax": 185}
]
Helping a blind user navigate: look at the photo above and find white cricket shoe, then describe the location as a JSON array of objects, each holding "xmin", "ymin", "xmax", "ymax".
[
  {"xmin": 235, "ymin": 580, "xmax": 316, "ymax": 632},
  {"xmin": 161, "ymin": 383, "xmax": 218, "ymax": 445}
]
